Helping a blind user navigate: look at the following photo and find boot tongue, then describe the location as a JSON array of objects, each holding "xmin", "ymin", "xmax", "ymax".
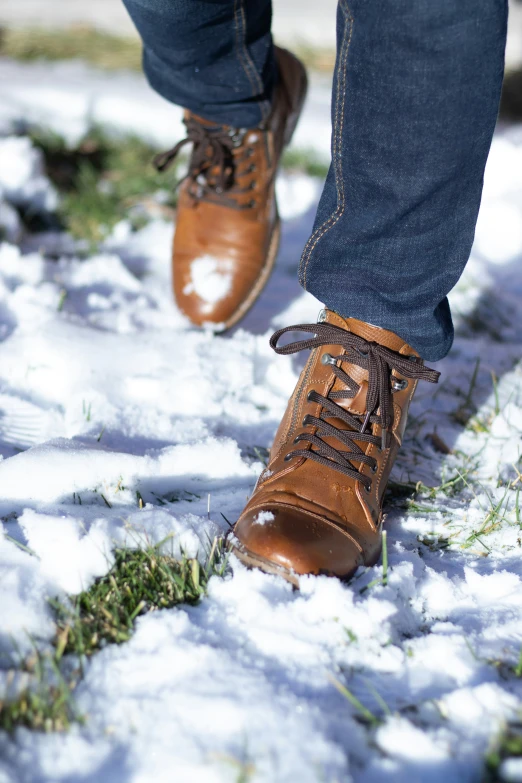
[{"xmin": 322, "ymin": 309, "xmax": 415, "ymax": 416}]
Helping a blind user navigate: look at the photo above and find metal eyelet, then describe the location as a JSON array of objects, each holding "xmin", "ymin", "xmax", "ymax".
[
  {"xmin": 247, "ymin": 199, "xmax": 256, "ymax": 208},
  {"xmin": 293, "ymin": 436, "xmax": 301, "ymax": 444},
  {"xmin": 391, "ymin": 378, "xmax": 408, "ymax": 392},
  {"xmin": 284, "ymin": 453, "xmax": 294, "ymax": 462},
  {"xmin": 248, "ymin": 164, "xmax": 257, "ymax": 173},
  {"xmin": 321, "ymin": 353, "xmax": 336, "ymax": 366},
  {"xmin": 364, "ymin": 483, "xmax": 372, "ymax": 493},
  {"xmin": 229, "ymin": 128, "xmax": 246, "ymax": 147},
  {"xmin": 307, "ymin": 390, "xmax": 315, "ymax": 402},
  {"xmin": 356, "ymin": 347, "xmax": 369, "ymax": 357},
  {"xmin": 302, "ymin": 415, "xmax": 310, "ymax": 427},
  {"xmin": 250, "ymin": 181, "xmax": 257, "ymax": 190},
  {"xmin": 371, "ymin": 463, "xmax": 378, "ymax": 473}
]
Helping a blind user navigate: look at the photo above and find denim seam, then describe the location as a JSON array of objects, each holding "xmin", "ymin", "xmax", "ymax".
[
  {"xmin": 233, "ymin": 0, "xmax": 270, "ymax": 123},
  {"xmin": 298, "ymin": 0, "xmax": 354, "ymax": 289}
]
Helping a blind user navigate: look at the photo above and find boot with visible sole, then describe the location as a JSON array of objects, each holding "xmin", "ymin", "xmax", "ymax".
[
  {"xmin": 232, "ymin": 310, "xmax": 440, "ymax": 586},
  {"xmin": 155, "ymin": 47, "xmax": 308, "ymax": 329}
]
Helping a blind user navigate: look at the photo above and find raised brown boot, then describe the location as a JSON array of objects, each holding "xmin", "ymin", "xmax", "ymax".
[
  {"xmin": 232, "ymin": 310, "xmax": 440, "ymax": 585},
  {"xmin": 154, "ymin": 47, "xmax": 307, "ymax": 329}
]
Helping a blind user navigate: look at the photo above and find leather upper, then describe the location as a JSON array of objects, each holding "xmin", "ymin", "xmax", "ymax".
[{"xmin": 234, "ymin": 310, "xmax": 422, "ymax": 580}]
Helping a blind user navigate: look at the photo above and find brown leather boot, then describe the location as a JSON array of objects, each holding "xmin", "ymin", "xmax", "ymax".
[
  {"xmin": 232, "ymin": 310, "xmax": 440, "ymax": 585},
  {"xmin": 154, "ymin": 47, "xmax": 307, "ymax": 329}
]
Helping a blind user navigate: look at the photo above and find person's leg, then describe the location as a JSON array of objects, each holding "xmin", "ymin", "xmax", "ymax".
[
  {"xmin": 121, "ymin": 0, "xmax": 277, "ymax": 127},
  {"xmin": 299, "ymin": 0, "xmax": 508, "ymax": 361},
  {"xmin": 233, "ymin": 0, "xmax": 508, "ymax": 583},
  {"xmin": 121, "ymin": 0, "xmax": 308, "ymax": 329}
]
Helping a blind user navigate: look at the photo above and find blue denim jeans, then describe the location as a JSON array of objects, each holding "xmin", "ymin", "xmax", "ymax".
[{"xmin": 122, "ymin": 0, "xmax": 508, "ymax": 360}]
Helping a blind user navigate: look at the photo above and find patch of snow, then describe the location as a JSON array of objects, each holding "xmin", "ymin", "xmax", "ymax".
[
  {"xmin": 501, "ymin": 759, "xmax": 522, "ymax": 783},
  {"xmin": 183, "ymin": 254, "xmax": 234, "ymax": 308},
  {"xmin": 0, "ymin": 200, "xmax": 21, "ymax": 243},
  {"xmin": 474, "ymin": 199, "xmax": 522, "ymax": 263},
  {"xmin": 0, "ymin": 136, "xmax": 57, "ymax": 211},
  {"xmin": 253, "ymin": 510, "xmax": 275, "ymax": 525},
  {"xmin": 276, "ymin": 174, "xmax": 322, "ymax": 221}
]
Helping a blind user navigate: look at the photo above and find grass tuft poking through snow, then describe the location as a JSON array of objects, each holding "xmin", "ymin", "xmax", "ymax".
[
  {"xmin": 51, "ymin": 535, "xmax": 228, "ymax": 658},
  {"xmin": 485, "ymin": 722, "xmax": 522, "ymax": 782},
  {"xmin": 280, "ymin": 147, "xmax": 330, "ymax": 179},
  {"xmin": 29, "ymin": 127, "xmax": 182, "ymax": 244},
  {"xmin": 0, "ymin": 26, "xmax": 143, "ymax": 72},
  {"xmin": 0, "ymin": 647, "xmax": 83, "ymax": 734},
  {"xmin": 1, "ymin": 536, "xmax": 228, "ymax": 735}
]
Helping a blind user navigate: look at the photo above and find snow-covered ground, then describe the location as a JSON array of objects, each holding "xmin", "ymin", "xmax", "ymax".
[
  {"xmin": 0, "ymin": 59, "xmax": 522, "ymax": 783},
  {"xmin": 0, "ymin": 58, "xmax": 333, "ymax": 155}
]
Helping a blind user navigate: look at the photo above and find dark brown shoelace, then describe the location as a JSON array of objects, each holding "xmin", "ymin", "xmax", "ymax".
[
  {"xmin": 153, "ymin": 116, "xmax": 258, "ymax": 209},
  {"xmin": 271, "ymin": 322, "xmax": 440, "ymax": 490}
]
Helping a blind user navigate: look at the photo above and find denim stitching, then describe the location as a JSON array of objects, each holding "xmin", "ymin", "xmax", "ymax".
[
  {"xmin": 298, "ymin": 0, "xmax": 354, "ymax": 289},
  {"xmin": 240, "ymin": 0, "xmax": 271, "ymax": 122},
  {"xmin": 239, "ymin": 0, "xmax": 264, "ymax": 94},
  {"xmin": 233, "ymin": 0, "xmax": 258, "ymax": 96},
  {"xmin": 234, "ymin": 0, "xmax": 270, "ymax": 122}
]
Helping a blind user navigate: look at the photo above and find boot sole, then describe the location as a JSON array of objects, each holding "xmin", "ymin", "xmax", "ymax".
[
  {"xmin": 231, "ymin": 540, "xmax": 301, "ymax": 588},
  {"xmin": 218, "ymin": 56, "xmax": 309, "ymax": 332}
]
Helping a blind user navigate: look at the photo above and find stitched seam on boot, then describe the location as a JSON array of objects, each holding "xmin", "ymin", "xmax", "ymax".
[
  {"xmin": 298, "ymin": 0, "xmax": 354, "ymax": 290},
  {"xmin": 271, "ymin": 351, "xmax": 317, "ymax": 461}
]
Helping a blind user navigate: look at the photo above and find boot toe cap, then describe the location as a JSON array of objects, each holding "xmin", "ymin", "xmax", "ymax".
[
  {"xmin": 173, "ymin": 249, "xmax": 267, "ymax": 329},
  {"xmin": 233, "ymin": 504, "xmax": 363, "ymax": 579}
]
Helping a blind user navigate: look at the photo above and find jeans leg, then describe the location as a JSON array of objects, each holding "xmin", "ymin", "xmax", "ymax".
[
  {"xmin": 122, "ymin": 0, "xmax": 276, "ymax": 127},
  {"xmin": 299, "ymin": 0, "xmax": 507, "ymax": 361}
]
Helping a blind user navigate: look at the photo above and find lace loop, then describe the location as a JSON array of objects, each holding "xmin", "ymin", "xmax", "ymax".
[
  {"xmin": 153, "ymin": 117, "xmax": 257, "ymax": 209},
  {"xmin": 270, "ymin": 322, "xmax": 440, "ymax": 487}
]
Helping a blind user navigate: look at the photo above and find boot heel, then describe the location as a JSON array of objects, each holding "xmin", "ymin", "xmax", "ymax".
[{"xmin": 283, "ymin": 65, "xmax": 309, "ymax": 147}]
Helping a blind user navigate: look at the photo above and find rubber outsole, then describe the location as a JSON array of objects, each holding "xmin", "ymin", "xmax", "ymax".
[{"xmin": 231, "ymin": 540, "xmax": 301, "ymax": 588}]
